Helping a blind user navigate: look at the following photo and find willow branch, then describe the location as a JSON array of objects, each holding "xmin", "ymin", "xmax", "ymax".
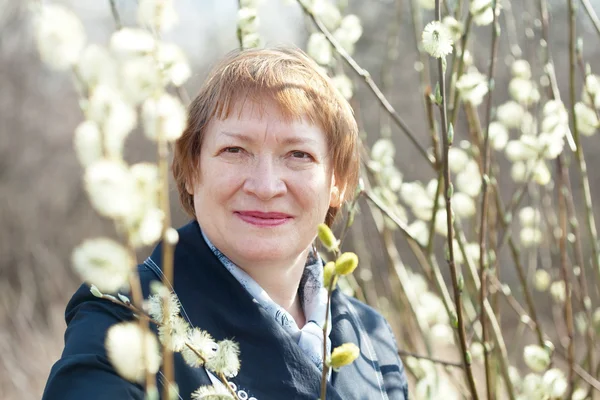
[
  {"xmin": 567, "ymin": 0, "xmax": 600, "ymax": 302},
  {"xmin": 397, "ymin": 349, "xmax": 462, "ymax": 368},
  {"xmin": 435, "ymin": 1, "xmax": 478, "ymax": 397},
  {"xmin": 339, "ymin": 190, "xmax": 363, "ymax": 247},
  {"xmin": 449, "ymin": 11, "xmax": 473, "ymax": 126},
  {"xmin": 101, "ymin": 292, "xmax": 241, "ymax": 400},
  {"xmin": 424, "ymin": 89, "xmax": 443, "ymax": 257},
  {"xmin": 109, "ymin": 0, "xmax": 122, "ymax": 30},
  {"xmin": 296, "ymin": 0, "xmax": 435, "ymax": 168},
  {"xmin": 126, "ymin": 242, "xmax": 156, "ymax": 392},
  {"xmin": 236, "ymin": 0, "xmax": 243, "ymax": 49},
  {"xmin": 409, "ymin": 0, "xmax": 433, "ymax": 114},
  {"xmin": 563, "ymin": 154, "xmax": 595, "ymax": 386},
  {"xmin": 451, "ymin": 220, "xmax": 517, "ymax": 400},
  {"xmin": 380, "ymin": 228, "xmax": 432, "ymax": 354},
  {"xmin": 580, "ymin": 0, "xmax": 600, "ymax": 38},
  {"xmin": 487, "ymin": 178, "xmax": 545, "ymax": 347},
  {"xmin": 364, "ymin": 189, "xmax": 455, "ymax": 323},
  {"xmin": 478, "ymin": 2, "xmax": 500, "ymax": 397},
  {"xmin": 557, "ymin": 156, "xmax": 576, "ymax": 397},
  {"xmin": 320, "ymin": 274, "xmax": 338, "ymax": 400}
]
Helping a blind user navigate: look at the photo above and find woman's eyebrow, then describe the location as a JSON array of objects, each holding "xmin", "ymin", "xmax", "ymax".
[
  {"xmin": 279, "ymin": 136, "xmax": 319, "ymax": 146},
  {"xmin": 219, "ymin": 131, "xmax": 320, "ymax": 147},
  {"xmin": 219, "ymin": 131, "xmax": 254, "ymax": 142}
]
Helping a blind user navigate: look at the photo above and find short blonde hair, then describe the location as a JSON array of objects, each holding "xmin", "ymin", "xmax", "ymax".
[{"xmin": 172, "ymin": 47, "xmax": 360, "ymax": 226}]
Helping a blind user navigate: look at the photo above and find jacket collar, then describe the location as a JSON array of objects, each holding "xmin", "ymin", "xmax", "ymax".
[{"xmin": 146, "ymin": 221, "xmax": 384, "ymax": 399}]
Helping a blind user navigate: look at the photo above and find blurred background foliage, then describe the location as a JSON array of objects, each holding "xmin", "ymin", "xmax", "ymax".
[{"xmin": 2, "ymin": 0, "xmax": 600, "ymax": 398}]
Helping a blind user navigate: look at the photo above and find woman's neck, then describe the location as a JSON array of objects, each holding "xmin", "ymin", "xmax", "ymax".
[{"xmin": 239, "ymin": 250, "xmax": 308, "ymax": 327}]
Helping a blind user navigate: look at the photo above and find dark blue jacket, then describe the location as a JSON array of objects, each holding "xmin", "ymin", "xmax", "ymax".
[{"xmin": 43, "ymin": 221, "xmax": 408, "ymax": 399}]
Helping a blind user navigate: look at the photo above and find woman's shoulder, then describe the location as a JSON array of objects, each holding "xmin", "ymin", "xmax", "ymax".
[
  {"xmin": 43, "ymin": 269, "xmax": 159, "ymax": 400},
  {"xmin": 333, "ymin": 291, "xmax": 409, "ymax": 400},
  {"xmin": 336, "ymin": 291, "xmax": 397, "ymax": 341}
]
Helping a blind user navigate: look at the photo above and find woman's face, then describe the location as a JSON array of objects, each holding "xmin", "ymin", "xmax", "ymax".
[{"xmin": 188, "ymin": 98, "xmax": 340, "ymax": 268}]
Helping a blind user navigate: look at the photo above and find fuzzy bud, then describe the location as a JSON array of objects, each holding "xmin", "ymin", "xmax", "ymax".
[
  {"xmin": 523, "ymin": 344, "xmax": 550, "ymax": 372},
  {"xmin": 534, "ymin": 269, "xmax": 551, "ymax": 292},
  {"xmin": 105, "ymin": 322, "xmax": 161, "ymax": 383},
  {"xmin": 323, "ymin": 261, "xmax": 336, "ymax": 289},
  {"xmin": 317, "ymin": 223, "xmax": 338, "ymax": 251},
  {"xmin": 335, "ymin": 252, "xmax": 359, "ymax": 276},
  {"xmin": 329, "ymin": 343, "xmax": 360, "ymax": 369}
]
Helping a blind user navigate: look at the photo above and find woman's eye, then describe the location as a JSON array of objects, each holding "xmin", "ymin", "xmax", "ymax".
[
  {"xmin": 223, "ymin": 147, "xmax": 243, "ymax": 154},
  {"xmin": 290, "ymin": 151, "xmax": 313, "ymax": 160}
]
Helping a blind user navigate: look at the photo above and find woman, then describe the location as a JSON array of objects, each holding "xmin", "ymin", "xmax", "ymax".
[{"xmin": 43, "ymin": 47, "xmax": 408, "ymax": 399}]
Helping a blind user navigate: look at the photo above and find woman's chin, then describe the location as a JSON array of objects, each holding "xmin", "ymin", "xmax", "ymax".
[{"xmin": 229, "ymin": 240, "xmax": 295, "ymax": 264}]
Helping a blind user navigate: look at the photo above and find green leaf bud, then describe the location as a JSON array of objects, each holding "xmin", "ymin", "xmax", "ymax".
[
  {"xmin": 434, "ymin": 82, "xmax": 442, "ymax": 105},
  {"xmin": 90, "ymin": 284, "xmax": 103, "ymax": 298},
  {"xmin": 335, "ymin": 252, "xmax": 359, "ymax": 276},
  {"xmin": 451, "ymin": 312, "xmax": 458, "ymax": 328},
  {"xmin": 329, "ymin": 343, "xmax": 360, "ymax": 369},
  {"xmin": 323, "ymin": 261, "xmax": 336, "ymax": 289},
  {"xmin": 317, "ymin": 223, "xmax": 338, "ymax": 251}
]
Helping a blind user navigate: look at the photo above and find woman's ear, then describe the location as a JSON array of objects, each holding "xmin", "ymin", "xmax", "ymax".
[
  {"xmin": 185, "ymin": 179, "xmax": 194, "ymax": 195},
  {"xmin": 329, "ymin": 175, "xmax": 345, "ymax": 208}
]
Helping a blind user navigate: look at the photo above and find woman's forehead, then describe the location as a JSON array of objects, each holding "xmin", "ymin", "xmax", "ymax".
[
  {"xmin": 211, "ymin": 109, "xmax": 326, "ymax": 146},
  {"xmin": 210, "ymin": 96, "xmax": 324, "ymax": 135},
  {"xmin": 213, "ymin": 91, "xmax": 323, "ymax": 128}
]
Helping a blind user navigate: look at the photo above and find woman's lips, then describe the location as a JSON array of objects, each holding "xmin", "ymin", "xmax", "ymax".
[{"xmin": 235, "ymin": 211, "xmax": 293, "ymax": 227}]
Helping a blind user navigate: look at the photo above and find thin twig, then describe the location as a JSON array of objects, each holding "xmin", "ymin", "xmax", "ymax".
[
  {"xmin": 478, "ymin": 2, "xmax": 501, "ymax": 397},
  {"xmin": 563, "ymin": 152, "xmax": 596, "ymax": 392},
  {"xmin": 380, "ymin": 228, "xmax": 433, "ymax": 354},
  {"xmin": 557, "ymin": 155, "xmax": 576, "ymax": 398},
  {"xmin": 364, "ymin": 188, "xmax": 454, "ymax": 320},
  {"xmin": 555, "ymin": 348, "xmax": 600, "ymax": 392},
  {"xmin": 408, "ymin": 0, "xmax": 433, "ymax": 117},
  {"xmin": 435, "ymin": 0, "xmax": 479, "ymax": 397},
  {"xmin": 567, "ymin": 0, "xmax": 600, "ymax": 304},
  {"xmin": 100, "ymin": 293, "xmax": 241, "ymax": 400},
  {"xmin": 424, "ymin": 89, "xmax": 443, "ymax": 257},
  {"xmin": 397, "ymin": 350, "xmax": 462, "ymax": 368},
  {"xmin": 320, "ymin": 274, "xmax": 338, "ymax": 400},
  {"xmin": 580, "ymin": 0, "xmax": 600, "ymax": 38},
  {"xmin": 109, "ymin": 0, "xmax": 122, "ymax": 30},
  {"xmin": 236, "ymin": 0, "xmax": 243, "ymax": 49},
  {"xmin": 488, "ymin": 276, "xmax": 539, "ymax": 333},
  {"xmin": 127, "ymin": 244, "xmax": 157, "ymax": 393},
  {"xmin": 487, "ymin": 178, "xmax": 546, "ymax": 348},
  {"xmin": 364, "ymin": 190, "xmax": 421, "ymax": 245},
  {"xmin": 153, "ymin": 38, "xmax": 176, "ymax": 399},
  {"xmin": 338, "ymin": 191, "xmax": 363, "ymax": 247},
  {"xmin": 451, "ymin": 221, "xmax": 517, "ymax": 400},
  {"xmin": 99, "ymin": 292, "xmax": 160, "ymax": 325},
  {"xmin": 449, "ymin": 11, "xmax": 473, "ymax": 127},
  {"xmin": 296, "ymin": 0, "xmax": 435, "ymax": 168}
]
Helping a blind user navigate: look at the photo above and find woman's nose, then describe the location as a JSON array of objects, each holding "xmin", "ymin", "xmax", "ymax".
[{"xmin": 242, "ymin": 156, "xmax": 286, "ymax": 200}]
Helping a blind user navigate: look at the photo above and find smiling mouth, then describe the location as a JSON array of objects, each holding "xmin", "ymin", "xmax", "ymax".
[{"xmin": 234, "ymin": 211, "xmax": 293, "ymax": 227}]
